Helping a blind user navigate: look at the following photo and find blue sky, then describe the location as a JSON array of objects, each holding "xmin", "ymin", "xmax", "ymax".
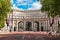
[{"xmin": 11, "ymin": 0, "xmax": 42, "ymax": 10}]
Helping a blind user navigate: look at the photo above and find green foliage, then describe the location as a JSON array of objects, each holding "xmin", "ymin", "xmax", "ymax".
[
  {"xmin": 39, "ymin": 0, "xmax": 60, "ymax": 26},
  {"xmin": 55, "ymin": 0, "xmax": 60, "ymax": 16},
  {"xmin": 0, "ymin": 0, "xmax": 11, "ymax": 28},
  {"xmin": 40, "ymin": 0, "xmax": 58, "ymax": 17},
  {"xmin": 40, "ymin": 0, "xmax": 60, "ymax": 17}
]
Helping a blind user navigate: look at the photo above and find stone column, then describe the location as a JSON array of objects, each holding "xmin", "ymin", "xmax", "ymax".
[
  {"xmin": 39, "ymin": 22, "xmax": 41, "ymax": 31},
  {"xmin": 13, "ymin": 20, "xmax": 14, "ymax": 31},
  {"xmin": 24, "ymin": 22, "xmax": 26, "ymax": 31},
  {"xmin": 32, "ymin": 22, "xmax": 34, "ymax": 31},
  {"xmin": 16, "ymin": 20, "xmax": 18, "ymax": 31}
]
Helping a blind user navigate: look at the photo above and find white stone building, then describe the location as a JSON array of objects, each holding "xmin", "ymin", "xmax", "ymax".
[{"xmin": 6, "ymin": 9, "xmax": 58, "ymax": 32}]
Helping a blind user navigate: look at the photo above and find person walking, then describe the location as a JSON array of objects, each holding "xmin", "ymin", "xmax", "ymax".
[
  {"xmin": 14, "ymin": 26, "xmax": 17, "ymax": 32},
  {"xmin": 9, "ymin": 25, "xmax": 12, "ymax": 32}
]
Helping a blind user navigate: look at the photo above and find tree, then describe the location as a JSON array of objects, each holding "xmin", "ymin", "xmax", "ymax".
[
  {"xmin": 55, "ymin": 0, "xmax": 60, "ymax": 32},
  {"xmin": 0, "ymin": 0, "xmax": 11, "ymax": 28},
  {"xmin": 39, "ymin": 0, "xmax": 60, "ymax": 26},
  {"xmin": 38, "ymin": 0, "xmax": 60, "ymax": 32}
]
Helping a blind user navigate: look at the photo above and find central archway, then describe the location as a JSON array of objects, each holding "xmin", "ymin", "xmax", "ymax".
[{"xmin": 26, "ymin": 21, "xmax": 32, "ymax": 31}]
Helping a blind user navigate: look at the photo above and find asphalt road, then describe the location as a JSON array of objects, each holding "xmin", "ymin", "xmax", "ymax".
[{"xmin": 0, "ymin": 32, "xmax": 60, "ymax": 40}]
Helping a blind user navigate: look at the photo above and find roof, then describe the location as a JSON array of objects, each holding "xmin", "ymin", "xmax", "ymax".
[{"xmin": 10, "ymin": 9, "xmax": 41, "ymax": 13}]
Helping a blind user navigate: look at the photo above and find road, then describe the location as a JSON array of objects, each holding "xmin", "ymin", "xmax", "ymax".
[{"xmin": 0, "ymin": 32, "xmax": 60, "ymax": 40}]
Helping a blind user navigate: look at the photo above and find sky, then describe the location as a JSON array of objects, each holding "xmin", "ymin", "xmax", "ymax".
[{"xmin": 11, "ymin": 0, "xmax": 42, "ymax": 10}]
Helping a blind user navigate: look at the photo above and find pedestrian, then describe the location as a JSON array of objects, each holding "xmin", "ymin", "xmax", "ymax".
[
  {"xmin": 14, "ymin": 26, "xmax": 17, "ymax": 32},
  {"xmin": 9, "ymin": 25, "xmax": 12, "ymax": 32},
  {"xmin": 41, "ymin": 26, "xmax": 43, "ymax": 31}
]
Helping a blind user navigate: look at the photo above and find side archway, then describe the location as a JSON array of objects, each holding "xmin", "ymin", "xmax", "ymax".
[
  {"xmin": 18, "ymin": 21, "xmax": 24, "ymax": 31},
  {"xmin": 34, "ymin": 21, "xmax": 39, "ymax": 31}
]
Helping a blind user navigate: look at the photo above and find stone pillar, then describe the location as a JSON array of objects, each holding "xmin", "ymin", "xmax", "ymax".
[
  {"xmin": 32, "ymin": 22, "xmax": 34, "ymax": 31},
  {"xmin": 16, "ymin": 20, "xmax": 18, "ymax": 31},
  {"xmin": 39, "ymin": 22, "xmax": 41, "ymax": 31},
  {"xmin": 12, "ymin": 21, "xmax": 14, "ymax": 31},
  {"xmin": 24, "ymin": 22, "xmax": 26, "ymax": 31}
]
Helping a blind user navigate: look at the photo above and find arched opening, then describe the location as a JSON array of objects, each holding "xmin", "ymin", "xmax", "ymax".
[
  {"xmin": 41, "ymin": 23, "xmax": 44, "ymax": 31},
  {"xmin": 18, "ymin": 21, "xmax": 24, "ymax": 31},
  {"xmin": 34, "ymin": 21, "xmax": 39, "ymax": 31},
  {"xmin": 26, "ymin": 21, "xmax": 32, "ymax": 31}
]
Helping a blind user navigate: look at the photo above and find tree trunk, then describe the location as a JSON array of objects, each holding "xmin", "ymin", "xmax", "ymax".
[{"xmin": 50, "ymin": 17, "xmax": 54, "ymax": 27}]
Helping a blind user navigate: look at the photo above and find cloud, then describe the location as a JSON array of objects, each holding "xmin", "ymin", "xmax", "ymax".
[
  {"xmin": 16, "ymin": 0, "xmax": 31, "ymax": 6},
  {"xmin": 11, "ymin": 0, "xmax": 42, "ymax": 10},
  {"xmin": 17, "ymin": 0, "xmax": 22, "ymax": 2},
  {"xmin": 17, "ymin": 0, "xmax": 23, "ymax": 3},
  {"xmin": 28, "ymin": 2, "xmax": 42, "ymax": 10},
  {"xmin": 11, "ymin": 4, "xmax": 24, "ymax": 10},
  {"xmin": 11, "ymin": 0, "xmax": 13, "ymax": 3}
]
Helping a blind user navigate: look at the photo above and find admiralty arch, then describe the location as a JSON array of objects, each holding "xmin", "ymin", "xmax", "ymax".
[{"xmin": 6, "ymin": 9, "xmax": 58, "ymax": 32}]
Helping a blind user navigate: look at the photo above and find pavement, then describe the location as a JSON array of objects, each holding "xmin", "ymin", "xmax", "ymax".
[
  {"xmin": 0, "ymin": 31, "xmax": 59, "ymax": 35},
  {"xmin": 0, "ymin": 31, "xmax": 60, "ymax": 35},
  {"xmin": 0, "ymin": 31, "xmax": 60, "ymax": 40},
  {"xmin": 0, "ymin": 31, "xmax": 48, "ymax": 34}
]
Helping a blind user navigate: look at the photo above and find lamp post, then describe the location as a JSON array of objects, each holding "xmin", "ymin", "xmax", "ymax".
[
  {"xmin": 33, "ymin": 13, "xmax": 34, "ymax": 31},
  {"xmin": 23, "ymin": 16, "xmax": 24, "ymax": 31},
  {"xmin": 12, "ymin": 9, "xmax": 13, "ymax": 31}
]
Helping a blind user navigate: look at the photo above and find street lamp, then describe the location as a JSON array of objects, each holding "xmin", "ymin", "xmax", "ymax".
[{"xmin": 11, "ymin": 9, "xmax": 13, "ymax": 31}]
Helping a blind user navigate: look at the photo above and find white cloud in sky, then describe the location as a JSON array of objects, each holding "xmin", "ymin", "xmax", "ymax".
[
  {"xmin": 11, "ymin": 0, "xmax": 13, "ymax": 4},
  {"xmin": 11, "ymin": 0, "xmax": 42, "ymax": 10},
  {"xmin": 17, "ymin": 0, "xmax": 23, "ymax": 3},
  {"xmin": 17, "ymin": 0, "xmax": 22, "ymax": 2},
  {"xmin": 28, "ymin": 2, "xmax": 42, "ymax": 10},
  {"xmin": 11, "ymin": 4, "xmax": 23, "ymax": 10}
]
